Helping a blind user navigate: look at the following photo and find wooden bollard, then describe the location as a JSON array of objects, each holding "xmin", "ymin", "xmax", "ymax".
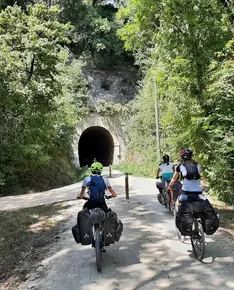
[
  {"xmin": 109, "ymin": 165, "xmax": 112, "ymax": 178},
  {"xmin": 125, "ymin": 173, "xmax": 129, "ymax": 199}
]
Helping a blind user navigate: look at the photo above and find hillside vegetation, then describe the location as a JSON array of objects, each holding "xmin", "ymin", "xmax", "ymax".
[
  {"xmin": 0, "ymin": 0, "xmax": 133, "ymax": 196},
  {"xmin": 1, "ymin": 0, "xmax": 234, "ymax": 205},
  {"xmin": 117, "ymin": 0, "xmax": 234, "ymax": 204}
]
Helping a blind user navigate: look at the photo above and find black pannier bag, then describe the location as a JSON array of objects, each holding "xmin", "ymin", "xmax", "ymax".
[
  {"xmin": 156, "ymin": 181, "xmax": 165, "ymax": 194},
  {"xmin": 176, "ymin": 199, "xmax": 219, "ymax": 236},
  {"xmin": 157, "ymin": 193, "xmax": 166, "ymax": 205},
  {"xmin": 156, "ymin": 181, "xmax": 165, "ymax": 189},
  {"xmin": 176, "ymin": 200, "xmax": 206, "ymax": 236},
  {"xmin": 115, "ymin": 220, "xmax": 123, "ymax": 241},
  {"xmin": 72, "ymin": 224, "xmax": 81, "ymax": 244},
  {"xmin": 156, "ymin": 181, "xmax": 166, "ymax": 205},
  {"xmin": 78, "ymin": 208, "xmax": 93, "ymax": 245},
  {"xmin": 104, "ymin": 210, "xmax": 119, "ymax": 246},
  {"xmin": 201, "ymin": 200, "xmax": 219, "ymax": 235},
  {"xmin": 176, "ymin": 211, "xmax": 194, "ymax": 236}
]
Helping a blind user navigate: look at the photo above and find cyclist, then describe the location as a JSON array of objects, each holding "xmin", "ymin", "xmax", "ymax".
[
  {"xmin": 156, "ymin": 154, "xmax": 174, "ymax": 182},
  {"xmin": 167, "ymin": 148, "xmax": 204, "ymax": 205},
  {"xmin": 78, "ymin": 162, "xmax": 117, "ymax": 212},
  {"xmin": 92, "ymin": 157, "xmax": 98, "ymax": 163}
]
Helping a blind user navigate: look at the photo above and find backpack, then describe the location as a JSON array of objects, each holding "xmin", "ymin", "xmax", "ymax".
[
  {"xmin": 88, "ymin": 175, "xmax": 106, "ymax": 202},
  {"xmin": 183, "ymin": 163, "xmax": 200, "ymax": 180}
]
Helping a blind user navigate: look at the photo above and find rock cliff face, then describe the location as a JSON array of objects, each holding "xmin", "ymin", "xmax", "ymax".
[
  {"xmin": 74, "ymin": 64, "xmax": 138, "ymax": 167},
  {"xmin": 84, "ymin": 65, "xmax": 138, "ymax": 104}
]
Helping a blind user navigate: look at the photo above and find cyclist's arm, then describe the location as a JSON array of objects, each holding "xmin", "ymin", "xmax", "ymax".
[
  {"xmin": 78, "ymin": 177, "xmax": 89, "ymax": 199},
  {"xmin": 107, "ymin": 186, "xmax": 117, "ymax": 198},
  {"xmin": 156, "ymin": 167, "xmax": 160, "ymax": 178},
  {"xmin": 79, "ymin": 187, "xmax": 86, "ymax": 199},
  {"xmin": 168, "ymin": 171, "xmax": 179, "ymax": 190},
  {"xmin": 103, "ymin": 176, "xmax": 116, "ymax": 197}
]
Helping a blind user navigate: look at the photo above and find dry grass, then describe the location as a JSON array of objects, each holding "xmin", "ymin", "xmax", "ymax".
[
  {"xmin": 207, "ymin": 194, "xmax": 234, "ymax": 239},
  {"xmin": 0, "ymin": 202, "xmax": 71, "ymax": 289}
]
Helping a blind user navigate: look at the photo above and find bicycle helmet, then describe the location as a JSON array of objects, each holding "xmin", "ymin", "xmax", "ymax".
[
  {"xmin": 91, "ymin": 162, "xmax": 103, "ymax": 174},
  {"xmin": 162, "ymin": 154, "xmax": 170, "ymax": 163},
  {"xmin": 180, "ymin": 148, "xmax": 193, "ymax": 160}
]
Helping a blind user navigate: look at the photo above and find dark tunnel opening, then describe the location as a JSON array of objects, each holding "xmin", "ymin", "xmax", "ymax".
[{"xmin": 78, "ymin": 126, "xmax": 114, "ymax": 167}]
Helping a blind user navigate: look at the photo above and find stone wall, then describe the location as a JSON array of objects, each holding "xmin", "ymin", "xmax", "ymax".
[{"xmin": 73, "ymin": 113, "xmax": 127, "ymax": 167}]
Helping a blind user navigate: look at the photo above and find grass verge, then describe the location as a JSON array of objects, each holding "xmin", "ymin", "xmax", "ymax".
[
  {"xmin": 0, "ymin": 202, "xmax": 72, "ymax": 290},
  {"xmin": 0, "ymin": 163, "xmax": 90, "ymax": 197},
  {"xmin": 114, "ymin": 162, "xmax": 156, "ymax": 178},
  {"xmin": 208, "ymin": 194, "xmax": 234, "ymax": 239}
]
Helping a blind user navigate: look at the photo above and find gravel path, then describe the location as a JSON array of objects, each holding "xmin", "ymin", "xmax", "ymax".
[
  {"xmin": 0, "ymin": 168, "xmax": 119, "ymax": 211},
  {"xmin": 13, "ymin": 172, "xmax": 234, "ymax": 290}
]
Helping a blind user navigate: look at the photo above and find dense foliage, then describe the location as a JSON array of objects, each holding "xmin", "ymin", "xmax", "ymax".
[
  {"xmin": 0, "ymin": 4, "xmax": 89, "ymax": 194},
  {"xmin": 0, "ymin": 0, "xmax": 134, "ymax": 195},
  {"xmin": 117, "ymin": 0, "xmax": 234, "ymax": 203}
]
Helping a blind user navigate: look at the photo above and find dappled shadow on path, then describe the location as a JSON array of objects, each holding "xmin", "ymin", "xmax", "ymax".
[
  {"xmin": 26, "ymin": 187, "xmax": 234, "ymax": 290},
  {"xmin": 0, "ymin": 202, "xmax": 72, "ymax": 289}
]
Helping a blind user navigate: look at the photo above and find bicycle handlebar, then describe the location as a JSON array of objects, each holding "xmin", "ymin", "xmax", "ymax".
[{"xmin": 77, "ymin": 195, "xmax": 113, "ymax": 200}]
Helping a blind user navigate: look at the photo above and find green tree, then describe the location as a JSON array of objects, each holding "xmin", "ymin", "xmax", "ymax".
[
  {"xmin": 117, "ymin": 0, "xmax": 234, "ymax": 203},
  {"xmin": 0, "ymin": 4, "xmax": 86, "ymax": 193},
  {"xmin": 60, "ymin": 0, "xmax": 130, "ymax": 67}
]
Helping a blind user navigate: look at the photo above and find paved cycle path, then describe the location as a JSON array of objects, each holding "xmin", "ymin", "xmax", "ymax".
[
  {"xmin": 0, "ymin": 168, "xmax": 121, "ymax": 211},
  {"xmin": 15, "ymin": 173, "xmax": 234, "ymax": 290}
]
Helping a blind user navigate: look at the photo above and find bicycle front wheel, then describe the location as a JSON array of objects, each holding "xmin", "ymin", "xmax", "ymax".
[
  {"xmin": 191, "ymin": 221, "xmax": 205, "ymax": 261},
  {"xmin": 95, "ymin": 225, "xmax": 102, "ymax": 272}
]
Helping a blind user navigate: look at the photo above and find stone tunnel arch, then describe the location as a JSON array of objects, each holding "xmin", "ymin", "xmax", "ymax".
[{"xmin": 78, "ymin": 126, "xmax": 114, "ymax": 167}]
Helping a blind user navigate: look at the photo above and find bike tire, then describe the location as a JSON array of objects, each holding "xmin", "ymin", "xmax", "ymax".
[
  {"xmin": 191, "ymin": 221, "xmax": 205, "ymax": 261},
  {"xmin": 95, "ymin": 226, "xmax": 102, "ymax": 272},
  {"xmin": 168, "ymin": 203, "xmax": 174, "ymax": 215}
]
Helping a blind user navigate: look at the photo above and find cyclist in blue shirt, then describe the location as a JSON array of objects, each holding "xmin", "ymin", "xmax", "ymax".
[{"xmin": 78, "ymin": 162, "xmax": 117, "ymax": 212}]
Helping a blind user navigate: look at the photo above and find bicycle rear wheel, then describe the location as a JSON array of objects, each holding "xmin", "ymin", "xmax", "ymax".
[
  {"xmin": 191, "ymin": 221, "xmax": 205, "ymax": 261},
  {"xmin": 95, "ymin": 225, "xmax": 102, "ymax": 272}
]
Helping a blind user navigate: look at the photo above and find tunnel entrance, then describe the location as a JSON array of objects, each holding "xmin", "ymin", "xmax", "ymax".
[{"xmin": 78, "ymin": 126, "xmax": 114, "ymax": 167}]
